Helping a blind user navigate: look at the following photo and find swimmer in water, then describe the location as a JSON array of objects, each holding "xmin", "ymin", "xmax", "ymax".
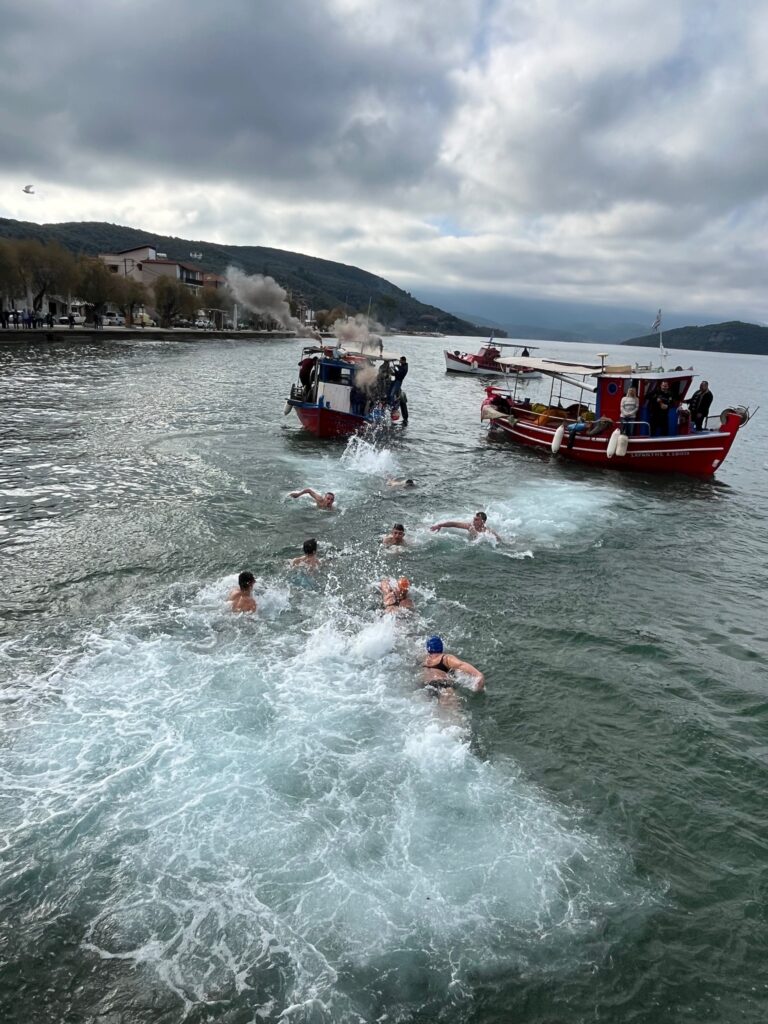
[
  {"xmin": 382, "ymin": 523, "xmax": 407, "ymax": 547},
  {"xmin": 430, "ymin": 510, "xmax": 502, "ymax": 542},
  {"xmin": 291, "ymin": 537, "xmax": 320, "ymax": 570},
  {"xmin": 386, "ymin": 477, "xmax": 416, "ymax": 488},
  {"xmin": 380, "ymin": 577, "xmax": 414, "ymax": 613},
  {"xmin": 423, "ymin": 635, "xmax": 484, "ymax": 692},
  {"xmin": 228, "ymin": 570, "xmax": 257, "ymax": 613},
  {"xmin": 289, "ymin": 487, "xmax": 335, "ymax": 510}
]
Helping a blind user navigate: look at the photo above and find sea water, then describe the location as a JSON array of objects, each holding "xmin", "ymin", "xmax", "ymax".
[{"xmin": 1, "ymin": 336, "xmax": 767, "ymax": 1023}]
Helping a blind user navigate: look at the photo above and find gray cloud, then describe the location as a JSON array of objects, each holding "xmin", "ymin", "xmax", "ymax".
[{"xmin": 1, "ymin": 0, "xmax": 767, "ymax": 321}]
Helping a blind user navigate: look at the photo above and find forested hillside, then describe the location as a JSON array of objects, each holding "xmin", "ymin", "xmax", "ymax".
[{"xmin": 623, "ymin": 321, "xmax": 768, "ymax": 355}]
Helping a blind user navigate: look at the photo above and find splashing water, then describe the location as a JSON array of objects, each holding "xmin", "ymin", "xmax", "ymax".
[
  {"xmin": 0, "ymin": 572, "xmax": 649, "ymax": 1022},
  {"xmin": 340, "ymin": 435, "xmax": 397, "ymax": 477}
]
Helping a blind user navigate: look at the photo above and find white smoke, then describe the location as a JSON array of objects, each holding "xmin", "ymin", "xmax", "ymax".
[
  {"xmin": 225, "ymin": 267, "xmax": 317, "ymax": 337},
  {"xmin": 333, "ymin": 313, "xmax": 384, "ymax": 354}
]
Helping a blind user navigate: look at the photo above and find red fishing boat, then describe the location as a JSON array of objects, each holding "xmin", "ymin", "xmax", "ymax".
[
  {"xmin": 285, "ymin": 345, "xmax": 408, "ymax": 438},
  {"xmin": 481, "ymin": 355, "xmax": 752, "ymax": 477},
  {"xmin": 444, "ymin": 340, "xmax": 541, "ymax": 378}
]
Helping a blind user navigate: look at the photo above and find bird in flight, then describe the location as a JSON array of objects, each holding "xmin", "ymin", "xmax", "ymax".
[{"xmin": 22, "ymin": 184, "xmax": 35, "ymax": 194}]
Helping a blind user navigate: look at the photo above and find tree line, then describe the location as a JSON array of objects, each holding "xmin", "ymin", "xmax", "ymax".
[{"xmin": 0, "ymin": 238, "xmax": 239, "ymax": 328}]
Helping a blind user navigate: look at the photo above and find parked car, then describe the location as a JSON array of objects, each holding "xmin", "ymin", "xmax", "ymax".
[
  {"xmin": 57, "ymin": 314, "xmax": 86, "ymax": 325},
  {"xmin": 195, "ymin": 319, "xmax": 214, "ymax": 329},
  {"xmin": 171, "ymin": 318, "xmax": 194, "ymax": 329},
  {"xmin": 103, "ymin": 314, "xmax": 126, "ymax": 327}
]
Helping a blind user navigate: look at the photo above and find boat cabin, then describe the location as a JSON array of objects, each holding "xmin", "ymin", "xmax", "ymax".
[
  {"xmin": 293, "ymin": 345, "xmax": 402, "ymax": 418},
  {"xmin": 493, "ymin": 356, "xmax": 699, "ymax": 436}
]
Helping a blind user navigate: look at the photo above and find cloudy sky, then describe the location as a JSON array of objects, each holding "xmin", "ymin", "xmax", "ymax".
[{"xmin": 2, "ymin": 0, "xmax": 767, "ymax": 323}]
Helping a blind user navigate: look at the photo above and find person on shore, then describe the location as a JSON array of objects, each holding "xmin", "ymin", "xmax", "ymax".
[
  {"xmin": 67, "ymin": 313, "xmax": 75, "ymax": 329},
  {"xmin": 289, "ymin": 488, "xmax": 335, "ymax": 510},
  {"xmin": 380, "ymin": 577, "xmax": 414, "ymax": 613},
  {"xmin": 228, "ymin": 571, "xmax": 257, "ymax": 613},
  {"xmin": 620, "ymin": 386, "xmax": 639, "ymax": 436},
  {"xmin": 386, "ymin": 477, "xmax": 416, "ymax": 488},
  {"xmin": 382, "ymin": 523, "xmax": 407, "ymax": 547},
  {"xmin": 423, "ymin": 635, "xmax": 485, "ymax": 692},
  {"xmin": 291, "ymin": 537, "xmax": 320, "ymax": 570},
  {"xmin": 430, "ymin": 511, "xmax": 502, "ymax": 542},
  {"xmin": 687, "ymin": 380, "xmax": 713, "ymax": 431}
]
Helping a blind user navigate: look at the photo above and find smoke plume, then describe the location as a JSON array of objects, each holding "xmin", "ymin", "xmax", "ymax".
[{"xmin": 225, "ymin": 267, "xmax": 316, "ymax": 336}]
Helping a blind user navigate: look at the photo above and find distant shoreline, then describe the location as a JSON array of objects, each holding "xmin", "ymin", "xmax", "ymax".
[{"xmin": 0, "ymin": 328, "xmax": 296, "ymax": 345}]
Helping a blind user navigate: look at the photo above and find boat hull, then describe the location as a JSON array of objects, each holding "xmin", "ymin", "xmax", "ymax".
[
  {"xmin": 288, "ymin": 401, "xmax": 374, "ymax": 438},
  {"xmin": 444, "ymin": 352, "xmax": 541, "ymax": 379},
  {"xmin": 483, "ymin": 406, "xmax": 746, "ymax": 477}
]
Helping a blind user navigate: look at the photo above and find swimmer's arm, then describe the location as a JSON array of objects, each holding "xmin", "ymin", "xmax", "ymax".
[
  {"xmin": 444, "ymin": 655, "xmax": 485, "ymax": 692},
  {"xmin": 430, "ymin": 520, "xmax": 469, "ymax": 532},
  {"xmin": 379, "ymin": 579, "xmax": 397, "ymax": 605},
  {"xmin": 488, "ymin": 528, "xmax": 504, "ymax": 542}
]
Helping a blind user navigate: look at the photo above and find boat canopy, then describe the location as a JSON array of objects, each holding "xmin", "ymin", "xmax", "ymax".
[
  {"xmin": 480, "ymin": 341, "xmax": 539, "ymax": 349},
  {"xmin": 496, "ymin": 355, "xmax": 695, "ymax": 381},
  {"xmin": 338, "ymin": 347, "xmax": 402, "ymax": 362},
  {"xmin": 496, "ymin": 356, "xmax": 601, "ymax": 375}
]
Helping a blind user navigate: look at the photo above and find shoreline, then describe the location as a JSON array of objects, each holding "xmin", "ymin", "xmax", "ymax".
[{"xmin": 0, "ymin": 327, "xmax": 296, "ymax": 345}]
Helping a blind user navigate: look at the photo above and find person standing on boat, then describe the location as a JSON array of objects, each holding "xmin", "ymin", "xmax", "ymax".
[
  {"xmin": 289, "ymin": 488, "xmax": 335, "ymax": 510},
  {"xmin": 228, "ymin": 571, "xmax": 257, "ymax": 613},
  {"xmin": 620, "ymin": 386, "xmax": 639, "ymax": 436},
  {"xmin": 521, "ymin": 346, "xmax": 530, "ymax": 357},
  {"xmin": 687, "ymin": 381, "xmax": 713, "ymax": 431},
  {"xmin": 647, "ymin": 380, "xmax": 674, "ymax": 437},
  {"xmin": 430, "ymin": 511, "xmax": 502, "ymax": 542},
  {"xmin": 387, "ymin": 356, "xmax": 408, "ymax": 407},
  {"xmin": 298, "ymin": 355, "xmax": 318, "ymax": 395},
  {"xmin": 423, "ymin": 636, "xmax": 485, "ymax": 692}
]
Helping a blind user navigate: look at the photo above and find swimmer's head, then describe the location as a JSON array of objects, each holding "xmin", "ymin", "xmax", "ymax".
[
  {"xmin": 392, "ymin": 523, "xmax": 405, "ymax": 537},
  {"xmin": 303, "ymin": 538, "xmax": 318, "ymax": 555},
  {"xmin": 472, "ymin": 511, "xmax": 488, "ymax": 528},
  {"xmin": 238, "ymin": 570, "xmax": 255, "ymax": 590},
  {"xmin": 405, "ymin": 479, "xmax": 415, "ymax": 487},
  {"xmin": 426, "ymin": 635, "xmax": 444, "ymax": 654},
  {"xmin": 398, "ymin": 577, "xmax": 410, "ymax": 592},
  {"xmin": 324, "ymin": 492, "xmax": 335, "ymax": 506}
]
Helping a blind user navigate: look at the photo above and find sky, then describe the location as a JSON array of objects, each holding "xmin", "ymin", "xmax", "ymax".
[{"xmin": 2, "ymin": 0, "xmax": 767, "ymax": 324}]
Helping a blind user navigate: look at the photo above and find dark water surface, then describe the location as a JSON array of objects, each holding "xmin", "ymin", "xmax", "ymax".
[{"xmin": 1, "ymin": 335, "xmax": 767, "ymax": 1024}]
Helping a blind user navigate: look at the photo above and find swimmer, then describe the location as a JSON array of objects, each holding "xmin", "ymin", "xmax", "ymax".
[
  {"xmin": 382, "ymin": 523, "xmax": 407, "ymax": 547},
  {"xmin": 289, "ymin": 487, "xmax": 335, "ymax": 510},
  {"xmin": 380, "ymin": 577, "xmax": 414, "ymax": 613},
  {"xmin": 386, "ymin": 477, "xmax": 416, "ymax": 488},
  {"xmin": 291, "ymin": 537, "xmax": 320, "ymax": 570},
  {"xmin": 228, "ymin": 571, "xmax": 257, "ymax": 613},
  {"xmin": 430, "ymin": 510, "xmax": 502, "ymax": 542},
  {"xmin": 423, "ymin": 635, "xmax": 484, "ymax": 692}
]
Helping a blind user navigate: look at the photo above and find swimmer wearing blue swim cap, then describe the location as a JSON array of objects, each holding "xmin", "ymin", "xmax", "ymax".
[{"xmin": 423, "ymin": 636, "xmax": 485, "ymax": 692}]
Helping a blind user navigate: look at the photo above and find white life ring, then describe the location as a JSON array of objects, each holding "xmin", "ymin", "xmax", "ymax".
[
  {"xmin": 551, "ymin": 423, "xmax": 565, "ymax": 454},
  {"xmin": 606, "ymin": 428, "xmax": 621, "ymax": 458}
]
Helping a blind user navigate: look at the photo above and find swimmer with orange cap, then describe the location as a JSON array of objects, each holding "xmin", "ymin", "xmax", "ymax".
[{"xmin": 380, "ymin": 576, "xmax": 414, "ymax": 613}]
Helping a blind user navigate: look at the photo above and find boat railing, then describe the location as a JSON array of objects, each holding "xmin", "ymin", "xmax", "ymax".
[{"xmin": 623, "ymin": 419, "xmax": 651, "ymax": 437}]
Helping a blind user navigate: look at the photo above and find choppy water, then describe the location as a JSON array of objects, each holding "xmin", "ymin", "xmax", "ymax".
[{"xmin": 1, "ymin": 335, "xmax": 767, "ymax": 1024}]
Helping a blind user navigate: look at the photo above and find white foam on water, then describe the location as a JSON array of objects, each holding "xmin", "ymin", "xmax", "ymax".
[
  {"xmin": 340, "ymin": 435, "xmax": 397, "ymax": 477},
  {"xmin": 0, "ymin": 580, "xmax": 650, "ymax": 1020}
]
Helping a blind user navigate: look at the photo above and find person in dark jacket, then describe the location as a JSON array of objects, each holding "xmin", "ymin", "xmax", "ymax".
[
  {"xmin": 647, "ymin": 380, "xmax": 674, "ymax": 436},
  {"xmin": 387, "ymin": 356, "xmax": 408, "ymax": 406},
  {"xmin": 687, "ymin": 381, "xmax": 713, "ymax": 431}
]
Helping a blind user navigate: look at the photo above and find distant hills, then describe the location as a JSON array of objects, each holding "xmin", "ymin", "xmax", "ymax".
[
  {"xmin": 623, "ymin": 321, "xmax": 768, "ymax": 355},
  {"xmin": 0, "ymin": 217, "xmax": 489, "ymax": 337}
]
